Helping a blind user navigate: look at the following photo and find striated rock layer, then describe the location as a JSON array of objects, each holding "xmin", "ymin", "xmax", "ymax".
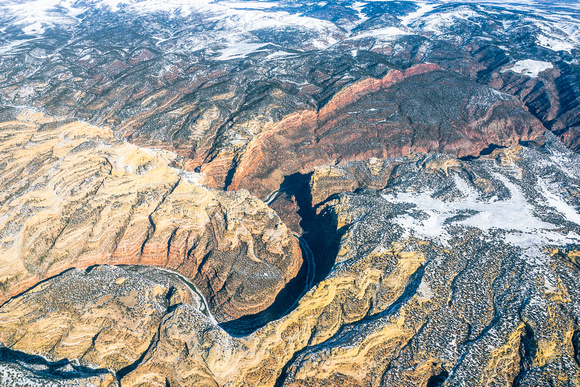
[
  {"xmin": 0, "ymin": 265, "xmax": 195, "ymax": 379},
  {"xmin": 0, "ymin": 109, "xmax": 301, "ymax": 322},
  {"xmin": 1, "ymin": 1, "xmax": 578, "ymax": 166},
  {"xmin": 226, "ymin": 64, "xmax": 545, "ymax": 199},
  {"xmin": 2, "ymin": 134, "xmax": 580, "ymax": 386}
]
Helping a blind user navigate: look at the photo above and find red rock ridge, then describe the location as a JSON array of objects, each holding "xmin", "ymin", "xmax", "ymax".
[{"xmin": 224, "ymin": 64, "xmax": 544, "ymax": 199}]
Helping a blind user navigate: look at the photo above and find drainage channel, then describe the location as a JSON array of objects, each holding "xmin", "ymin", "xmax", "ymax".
[
  {"xmin": 118, "ymin": 265, "xmax": 216, "ymax": 323},
  {"xmin": 117, "ymin": 234, "xmax": 317, "ymax": 336}
]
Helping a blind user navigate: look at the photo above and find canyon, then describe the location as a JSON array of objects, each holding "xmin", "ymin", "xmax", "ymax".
[
  {"xmin": 0, "ymin": 109, "xmax": 300, "ymax": 323},
  {"xmin": 0, "ymin": 0, "xmax": 579, "ymax": 386},
  {"xmin": 1, "ymin": 132, "xmax": 580, "ymax": 386}
]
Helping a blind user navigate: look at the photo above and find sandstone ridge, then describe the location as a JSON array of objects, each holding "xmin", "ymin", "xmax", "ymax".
[
  {"xmin": 0, "ymin": 110, "xmax": 301, "ymax": 322},
  {"xmin": 224, "ymin": 64, "xmax": 545, "ymax": 199}
]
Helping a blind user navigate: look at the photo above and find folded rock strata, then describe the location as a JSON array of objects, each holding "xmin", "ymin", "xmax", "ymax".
[
  {"xmin": 2, "ymin": 134, "xmax": 579, "ymax": 386},
  {"xmin": 0, "ymin": 110, "xmax": 301, "ymax": 322},
  {"xmin": 0, "ymin": 3, "xmax": 579, "ymax": 386},
  {"xmin": 225, "ymin": 64, "xmax": 545, "ymax": 199},
  {"xmin": 0, "ymin": 265, "xmax": 191, "ymax": 376}
]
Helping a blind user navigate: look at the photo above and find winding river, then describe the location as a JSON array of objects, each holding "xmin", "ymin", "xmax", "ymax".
[{"xmin": 118, "ymin": 235, "xmax": 315, "ymax": 336}]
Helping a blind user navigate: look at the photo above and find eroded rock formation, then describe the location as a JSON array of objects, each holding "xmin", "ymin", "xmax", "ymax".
[
  {"xmin": 0, "ymin": 2, "xmax": 579, "ymax": 385},
  {"xmin": 2, "ymin": 135, "xmax": 579, "ymax": 386},
  {"xmin": 0, "ymin": 110, "xmax": 301, "ymax": 322},
  {"xmin": 225, "ymin": 64, "xmax": 545, "ymax": 199},
  {"xmin": 0, "ymin": 265, "xmax": 192, "ymax": 374}
]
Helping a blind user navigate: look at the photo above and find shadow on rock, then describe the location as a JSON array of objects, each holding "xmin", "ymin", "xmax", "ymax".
[
  {"xmin": 0, "ymin": 347, "xmax": 111, "ymax": 380},
  {"xmin": 220, "ymin": 172, "xmax": 347, "ymax": 336}
]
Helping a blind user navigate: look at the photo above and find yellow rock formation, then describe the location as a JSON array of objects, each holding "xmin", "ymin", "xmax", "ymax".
[{"xmin": 0, "ymin": 110, "xmax": 301, "ymax": 322}]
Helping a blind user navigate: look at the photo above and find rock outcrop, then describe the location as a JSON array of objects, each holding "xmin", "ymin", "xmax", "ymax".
[
  {"xmin": 0, "ymin": 265, "xmax": 192, "ymax": 374},
  {"xmin": 226, "ymin": 64, "xmax": 545, "ymax": 199},
  {"xmin": 0, "ymin": 109, "xmax": 301, "ymax": 322},
  {"xmin": 0, "ymin": 2, "xmax": 579, "ymax": 386},
  {"xmin": 2, "ymin": 134, "xmax": 579, "ymax": 386}
]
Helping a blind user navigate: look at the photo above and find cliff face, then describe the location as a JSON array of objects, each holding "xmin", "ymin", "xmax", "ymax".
[
  {"xmin": 2, "ymin": 2, "xmax": 577, "ymax": 189},
  {"xmin": 0, "ymin": 1, "xmax": 579, "ymax": 386},
  {"xmin": 225, "ymin": 64, "xmax": 545, "ymax": 199},
  {"xmin": 1, "ymin": 134, "xmax": 579, "ymax": 386},
  {"xmin": 0, "ymin": 110, "xmax": 301, "ymax": 322}
]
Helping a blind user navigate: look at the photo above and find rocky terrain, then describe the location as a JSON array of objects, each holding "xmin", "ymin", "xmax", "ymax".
[
  {"xmin": 1, "ymin": 0, "xmax": 579, "ymax": 181},
  {"xmin": 1, "ymin": 133, "xmax": 580, "ymax": 386},
  {"xmin": 0, "ymin": 0, "xmax": 580, "ymax": 386},
  {"xmin": 0, "ymin": 109, "xmax": 300, "ymax": 322},
  {"xmin": 228, "ymin": 63, "xmax": 544, "ymax": 200}
]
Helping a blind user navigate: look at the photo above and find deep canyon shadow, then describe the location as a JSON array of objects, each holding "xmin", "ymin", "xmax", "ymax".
[
  {"xmin": 0, "ymin": 347, "xmax": 111, "ymax": 380},
  {"xmin": 219, "ymin": 172, "xmax": 346, "ymax": 336}
]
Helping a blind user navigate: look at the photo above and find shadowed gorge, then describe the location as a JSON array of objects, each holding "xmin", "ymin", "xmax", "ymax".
[
  {"xmin": 0, "ymin": 0, "xmax": 580, "ymax": 385},
  {"xmin": 0, "ymin": 347, "xmax": 115, "ymax": 382},
  {"xmin": 221, "ymin": 172, "xmax": 346, "ymax": 335}
]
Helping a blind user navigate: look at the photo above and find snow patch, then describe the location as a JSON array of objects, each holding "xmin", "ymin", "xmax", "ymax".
[
  {"xmin": 399, "ymin": 2, "xmax": 437, "ymax": 27},
  {"xmin": 215, "ymin": 42, "xmax": 268, "ymax": 61},
  {"xmin": 227, "ymin": 1, "xmax": 278, "ymax": 9},
  {"xmin": 0, "ymin": 39, "xmax": 38, "ymax": 55},
  {"xmin": 96, "ymin": 0, "xmax": 214, "ymax": 14},
  {"xmin": 407, "ymin": 5, "xmax": 483, "ymax": 35},
  {"xmin": 265, "ymin": 51, "xmax": 298, "ymax": 61},
  {"xmin": 350, "ymin": 26, "xmax": 410, "ymax": 41},
  {"xmin": 417, "ymin": 280, "xmax": 434, "ymax": 301},
  {"xmin": 3, "ymin": 0, "xmax": 86, "ymax": 37},
  {"xmin": 382, "ymin": 173, "xmax": 580, "ymax": 252},
  {"xmin": 22, "ymin": 21, "xmax": 45, "ymax": 35},
  {"xmin": 350, "ymin": 1, "xmax": 370, "ymax": 26},
  {"xmin": 537, "ymin": 34, "xmax": 575, "ymax": 53},
  {"xmin": 503, "ymin": 59, "xmax": 553, "ymax": 78},
  {"xmin": 538, "ymin": 178, "xmax": 580, "ymax": 226}
]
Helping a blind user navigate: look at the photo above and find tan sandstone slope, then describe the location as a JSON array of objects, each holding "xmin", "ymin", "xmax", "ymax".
[{"xmin": 0, "ymin": 110, "xmax": 301, "ymax": 322}]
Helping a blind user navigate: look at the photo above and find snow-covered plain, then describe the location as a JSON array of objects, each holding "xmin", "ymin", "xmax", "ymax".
[
  {"xmin": 382, "ymin": 168, "xmax": 580, "ymax": 253},
  {"xmin": 537, "ymin": 34, "xmax": 575, "ymax": 53},
  {"xmin": 3, "ymin": 0, "xmax": 578, "ymax": 54}
]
